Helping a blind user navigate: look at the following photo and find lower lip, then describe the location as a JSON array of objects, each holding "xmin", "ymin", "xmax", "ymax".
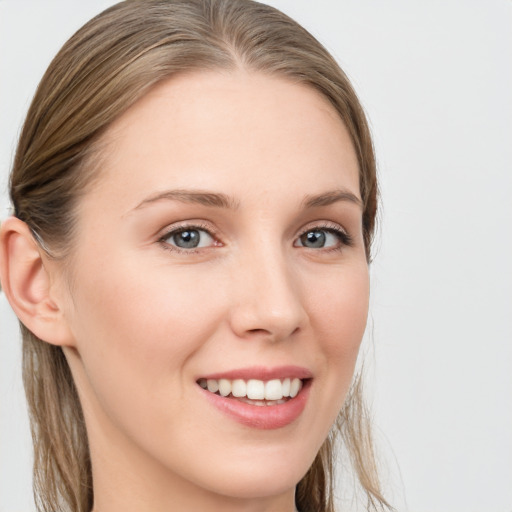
[{"xmin": 198, "ymin": 380, "xmax": 311, "ymax": 430}]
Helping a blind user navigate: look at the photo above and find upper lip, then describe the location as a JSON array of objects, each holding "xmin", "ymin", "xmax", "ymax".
[{"xmin": 198, "ymin": 365, "xmax": 313, "ymax": 381}]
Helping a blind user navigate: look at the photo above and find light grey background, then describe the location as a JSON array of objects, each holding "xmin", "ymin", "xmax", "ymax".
[{"xmin": 1, "ymin": 1, "xmax": 511, "ymax": 511}]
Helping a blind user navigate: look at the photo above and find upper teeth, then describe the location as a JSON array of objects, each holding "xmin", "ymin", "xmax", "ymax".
[{"xmin": 199, "ymin": 378, "xmax": 303, "ymax": 400}]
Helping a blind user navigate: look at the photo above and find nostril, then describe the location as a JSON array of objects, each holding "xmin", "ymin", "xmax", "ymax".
[{"xmin": 247, "ymin": 328, "xmax": 270, "ymax": 335}]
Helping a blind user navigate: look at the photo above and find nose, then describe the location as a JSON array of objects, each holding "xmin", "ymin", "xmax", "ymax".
[{"xmin": 228, "ymin": 244, "xmax": 308, "ymax": 342}]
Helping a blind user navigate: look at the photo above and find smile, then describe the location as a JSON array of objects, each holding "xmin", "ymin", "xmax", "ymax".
[
  {"xmin": 196, "ymin": 367, "xmax": 312, "ymax": 429},
  {"xmin": 198, "ymin": 377, "xmax": 304, "ymax": 405}
]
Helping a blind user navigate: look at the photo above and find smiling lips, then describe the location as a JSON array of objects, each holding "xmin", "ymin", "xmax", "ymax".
[{"xmin": 197, "ymin": 366, "xmax": 312, "ymax": 429}]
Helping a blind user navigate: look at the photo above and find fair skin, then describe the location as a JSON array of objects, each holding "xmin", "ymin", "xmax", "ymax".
[{"xmin": 0, "ymin": 71, "xmax": 369, "ymax": 512}]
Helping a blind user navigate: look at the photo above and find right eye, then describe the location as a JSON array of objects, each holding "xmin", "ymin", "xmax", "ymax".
[{"xmin": 160, "ymin": 226, "xmax": 217, "ymax": 251}]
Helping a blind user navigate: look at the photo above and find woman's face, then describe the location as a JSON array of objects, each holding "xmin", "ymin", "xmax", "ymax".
[{"xmin": 58, "ymin": 71, "xmax": 369, "ymax": 505}]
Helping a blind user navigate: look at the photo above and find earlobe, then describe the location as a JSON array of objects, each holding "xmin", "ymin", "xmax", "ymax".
[{"xmin": 0, "ymin": 216, "xmax": 75, "ymax": 347}]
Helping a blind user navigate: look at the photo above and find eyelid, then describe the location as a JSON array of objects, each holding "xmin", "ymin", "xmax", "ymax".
[
  {"xmin": 295, "ymin": 221, "xmax": 353, "ymax": 248},
  {"xmin": 157, "ymin": 221, "xmax": 222, "ymax": 253},
  {"xmin": 155, "ymin": 219, "xmax": 353, "ymax": 255}
]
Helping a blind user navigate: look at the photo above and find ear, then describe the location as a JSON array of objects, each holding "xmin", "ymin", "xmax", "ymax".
[{"xmin": 0, "ymin": 216, "xmax": 75, "ymax": 347}]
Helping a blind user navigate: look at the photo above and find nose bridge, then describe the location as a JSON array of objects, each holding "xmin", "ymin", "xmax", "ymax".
[{"xmin": 229, "ymin": 238, "xmax": 307, "ymax": 341}]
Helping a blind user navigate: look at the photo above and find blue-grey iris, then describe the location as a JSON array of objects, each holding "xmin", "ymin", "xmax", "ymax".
[
  {"xmin": 173, "ymin": 230, "xmax": 200, "ymax": 248},
  {"xmin": 301, "ymin": 230, "xmax": 326, "ymax": 248}
]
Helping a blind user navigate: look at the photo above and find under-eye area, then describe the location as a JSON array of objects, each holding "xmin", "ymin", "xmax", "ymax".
[{"xmin": 197, "ymin": 378, "xmax": 310, "ymax": 406}]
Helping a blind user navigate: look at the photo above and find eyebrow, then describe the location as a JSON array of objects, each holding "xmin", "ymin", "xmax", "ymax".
[
  {"xmin": 131, "ymin": 187, "xmax": 362, "ymax": 213},
  {"xmin": 133, "ymin": 189, "xmax": 240, "ymax": 211},
  {"xmin": 301, "ymin": 189, "xmax": 363, "ymax": 209}
]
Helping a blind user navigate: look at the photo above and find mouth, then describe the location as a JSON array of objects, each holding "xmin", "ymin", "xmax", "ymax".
[
  {"xmin": 197, "ymin": 377, "xmax": 305, "ymax": 406},
  {"xmin": 196, "ymin": 367, "xmax": 312, "ymax": 429}
]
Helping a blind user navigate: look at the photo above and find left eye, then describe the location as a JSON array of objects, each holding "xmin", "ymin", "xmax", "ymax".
[
  {"xmin": 295, "ymin": 229, "xmax": 342, "ymax": 249},
  {"xmin": 163, "ymin": 228, "xmax": 215, "ymax": 249}
]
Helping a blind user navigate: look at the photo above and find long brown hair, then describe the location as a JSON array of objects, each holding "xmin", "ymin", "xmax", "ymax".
[{"xmin": 9, "ymin": 1, "xmax": 387, "ymax": 511}]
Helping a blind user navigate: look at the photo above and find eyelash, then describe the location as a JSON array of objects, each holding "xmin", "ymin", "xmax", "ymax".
[
  {"xmin": 297, "ymin": 223, "xmax": 354, "ymax": 251},
  {"xmin": 157, "ymin": 222, "xmax": 218, "ymax": 255},
  {"xmin": 157, "ymin": 222, "xmax": 353, "ymax": 254}
]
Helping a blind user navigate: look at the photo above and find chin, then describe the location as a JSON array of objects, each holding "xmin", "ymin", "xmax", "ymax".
[
  {"xmin": 203, "ymin": 466, "xmax": 304, "ymax": 500},
  {"xmin": 186, "ymin": 445, "xmax": 314, "ymax": 500}
]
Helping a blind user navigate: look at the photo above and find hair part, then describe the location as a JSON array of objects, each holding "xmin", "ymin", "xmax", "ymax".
[{"xmin": 10, "ymin": 1, "xmax": 385, "ymax": 511}]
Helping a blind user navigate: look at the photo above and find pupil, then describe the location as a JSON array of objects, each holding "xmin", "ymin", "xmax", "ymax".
[
  {"xmin": 173, "ymin": 230, "xmax": 200, "ymax": 248},
  {"xmin": 303, "ymin": 230, "xmax": 325, "ymax": 248}
]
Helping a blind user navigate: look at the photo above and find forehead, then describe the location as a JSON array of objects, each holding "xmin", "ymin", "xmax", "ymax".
[{"xmin": 86, "ymin": 70, "xmax": 360, "ymax": 212}]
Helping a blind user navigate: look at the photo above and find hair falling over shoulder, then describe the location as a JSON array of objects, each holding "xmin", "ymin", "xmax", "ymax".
[{"xmin": 10, "ymin": 1, "xmax": 390, "ymax": 510}]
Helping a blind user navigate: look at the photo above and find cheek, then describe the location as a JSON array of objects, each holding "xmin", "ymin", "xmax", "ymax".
[
  {"xmin": 65, "ymin": 255, "xmax": 225, "ymax": 419},
  {"xmin": 310, "ymin": 261, "xmax": 369, "ymax": 355},
  {"xmin": 307, "ymin": 262, "xmax": 369, "ymax": 413},
  {"xmin": 72, "ymin": 252, "xmax": 220, "ymax": 348}
]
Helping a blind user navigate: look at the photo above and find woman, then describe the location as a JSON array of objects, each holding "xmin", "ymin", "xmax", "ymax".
[{"xmin": 0, "ymin": 1, "xmax": 390, "ymax": 511}]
